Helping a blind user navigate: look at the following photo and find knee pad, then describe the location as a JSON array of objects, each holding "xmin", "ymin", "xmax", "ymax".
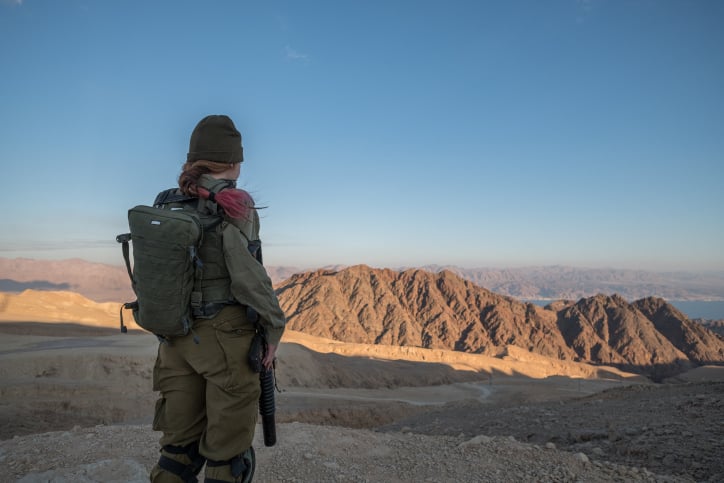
[
  {"xmin": 205, "ymin": 446, "xmax": 255, "ymax": 483},
  {"xmin": 157, "ymin": 441, "xmax": 206, "ymax": 483}
]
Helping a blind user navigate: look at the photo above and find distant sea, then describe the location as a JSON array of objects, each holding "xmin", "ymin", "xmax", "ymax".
[
  {"xmin": 526, "ymin": 300, "xmax": 724, "ymax": 321},
  {"xmin": 667, "ymin": 301, "xmax": 724, "ymax": 321}
]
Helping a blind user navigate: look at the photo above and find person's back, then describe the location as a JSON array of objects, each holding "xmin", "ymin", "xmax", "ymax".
[{"xmin": 148, "ymin": 114, "xmax": 286, "ymax": 483}]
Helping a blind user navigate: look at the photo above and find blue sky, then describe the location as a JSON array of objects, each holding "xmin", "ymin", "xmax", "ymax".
[{"xmin": 0, "ymin": 0, "xmax": 722, "ymax": 271}]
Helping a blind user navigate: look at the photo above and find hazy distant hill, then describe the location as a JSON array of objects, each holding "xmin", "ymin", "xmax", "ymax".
[
  {"xmin": 0, "ymin": 258, "xmax": 133, "ymax": 302},
  {"xmin": 697, "ymin": 319, "xmax": 724, "ymax": 337},
  {"xmin": 421, "ymin": 265, "xmax": 724, "ymax": 301},
  {"xmin": 0, "ymin": 258, "xmax": 308, "ymax": 302},
  {"xmin": 276, "ymin": 265, "xmax": 724, "ymax": 380},
  {"xmin": 2, "ymin": 257, "xmax": 724, "ymax": 303}
]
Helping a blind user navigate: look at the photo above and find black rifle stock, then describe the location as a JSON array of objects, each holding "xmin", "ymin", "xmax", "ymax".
[{"xmin": 258, "ymin": 362, "xmax": 277, "ymax": 446}]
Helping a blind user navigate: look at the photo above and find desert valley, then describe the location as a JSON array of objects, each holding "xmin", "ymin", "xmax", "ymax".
[{"xmin": 0, "ymin": 260, "xmax": 723, "ymax": 482}]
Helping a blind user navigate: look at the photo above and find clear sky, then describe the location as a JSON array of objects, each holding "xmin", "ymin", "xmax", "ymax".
[{"xmin": 1, "ymin": 0, "xmax": 722, "ymax": 271}]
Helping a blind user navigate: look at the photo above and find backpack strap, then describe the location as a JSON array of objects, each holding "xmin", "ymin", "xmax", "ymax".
[
  {"xmin": 115, "ymin": 232, "xmax": 137, "ymax": 334},
  {"xmin": 195, "ymin": 178, "xmax": 235, "ymax": 216},
  {"xmin": 154, "ymin": 188, "xmax": 194, "ymax": 207},
  {"xmin": 116, "ymin": 233, "xmax": 134, "ymax": 283},
  {"xmin": 154, "ymin": 186, "xmax": 219, "ymax": 217}
]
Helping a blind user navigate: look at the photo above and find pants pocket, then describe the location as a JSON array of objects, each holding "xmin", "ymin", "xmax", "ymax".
[
  {"xmin": 214, "ymin": 327, "xmax": 258, "ymax": 394},
  {"xmin": 152, "ymin": 345, "xmax": 162, "ymax": 391},
  {"xmin": 152, "ymin": 397, "xmax": 166, "ymax": 431}
]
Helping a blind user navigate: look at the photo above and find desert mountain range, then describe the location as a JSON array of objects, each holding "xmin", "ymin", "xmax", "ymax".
[
  {"xmin": 276, "ymin": 265, "xmax": 724, "ymax": 380},
  {"xmin": 2, "ymin": 258, "xmax": 723, "ymax": 380},
  {"xmin": 2, "ymin": 257, "xmax": 724, "ymax": 302}
]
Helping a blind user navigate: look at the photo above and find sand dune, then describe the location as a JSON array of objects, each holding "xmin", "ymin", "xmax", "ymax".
[{"xmin": 0, "ymin": 290, "xmax": 119, "ymax": 326}]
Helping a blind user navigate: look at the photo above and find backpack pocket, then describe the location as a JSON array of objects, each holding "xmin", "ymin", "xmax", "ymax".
[{"xmin": 126, "ymin": 205, "xmax": 204, "ymax": 338}]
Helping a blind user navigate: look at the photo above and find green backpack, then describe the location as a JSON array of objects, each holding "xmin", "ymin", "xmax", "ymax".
[{"xmin": 117, "ymin": 190, "xmax": 221, "ymax": 339}]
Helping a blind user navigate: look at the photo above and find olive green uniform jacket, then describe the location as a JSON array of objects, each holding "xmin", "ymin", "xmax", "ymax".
[{"xmin": 199, "ymin": 175, "xmax": 286, "ymax": 346}]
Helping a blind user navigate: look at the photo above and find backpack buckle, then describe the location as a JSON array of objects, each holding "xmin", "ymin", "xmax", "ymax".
[
  {"xmin": 190, "ymin": 291, "xmax": 202, "ymax": 309},
  {"xmin": 116, "ymin": 233, "xmax": 132, "ymax": 243}
]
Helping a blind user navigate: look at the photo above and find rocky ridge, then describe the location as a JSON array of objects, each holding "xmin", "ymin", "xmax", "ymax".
[{"xmin": 276, "ymin": 265, "xmax": 724, "ymax": 379}]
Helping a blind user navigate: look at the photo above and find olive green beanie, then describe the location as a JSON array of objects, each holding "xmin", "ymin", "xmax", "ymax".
[{"xmin": 187, "ymin": 114, "xmax": 244, "ymax": 164}]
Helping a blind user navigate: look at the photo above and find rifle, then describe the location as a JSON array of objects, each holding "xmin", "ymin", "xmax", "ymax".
[
  {"xmin": 246, "ymin": 239, "xmax": 277, "ymax": 447},
  {"xmin": 248, "ymin": 327, "xmax": 277, "ymax": 446},
  {"xmin": 255, "ymin": 336, "xmax": 277, "ymax": 447}
]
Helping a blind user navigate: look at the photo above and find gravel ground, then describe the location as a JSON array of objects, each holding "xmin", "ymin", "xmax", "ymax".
[
  {"xmin": 379, "ymin": 381, "xmax": 724, "ymax": 483},
  {"xmin": 1, "ymin": 382, "xmax": 721, "ymax": 482},
  {"xmin": 0, "ymin": 422, "xmax": 685, "ymax": 483}
]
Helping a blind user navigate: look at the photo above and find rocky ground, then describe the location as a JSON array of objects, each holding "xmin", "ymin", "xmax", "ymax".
[
  {"xmin": 1, "ymin": 421, "xmax": 687, "ymax": 483},
  {"xmin": 2, "ymin": 381, "xmax": 722, "ymax": 482},
  {"xmin": 379, "ymin": 381, "xmax": 724, "ymax": 483}
]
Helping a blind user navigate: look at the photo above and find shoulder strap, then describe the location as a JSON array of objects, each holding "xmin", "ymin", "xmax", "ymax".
[
  {"xmin": 154, "ymin": 187, "xmax": 224, "ymax": 231},
  {"xmin": 154, "ymin": 188, "xmax": 194, "ymax": 207}
]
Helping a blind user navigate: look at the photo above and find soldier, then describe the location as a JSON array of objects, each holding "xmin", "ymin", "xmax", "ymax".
[{"xmin": 149, "ymin": 115, "xmax": 286, "ymax": 483}]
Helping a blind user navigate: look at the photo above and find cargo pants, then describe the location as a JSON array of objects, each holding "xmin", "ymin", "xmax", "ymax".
[{"xmin": 150, "ymin": 305, "xmax": 260, "ymax": 482}]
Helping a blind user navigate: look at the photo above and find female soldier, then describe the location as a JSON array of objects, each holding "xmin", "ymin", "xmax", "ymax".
[{"xmin": 150, "ymin": 115, "xmax": 286, "ymax": 483}]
